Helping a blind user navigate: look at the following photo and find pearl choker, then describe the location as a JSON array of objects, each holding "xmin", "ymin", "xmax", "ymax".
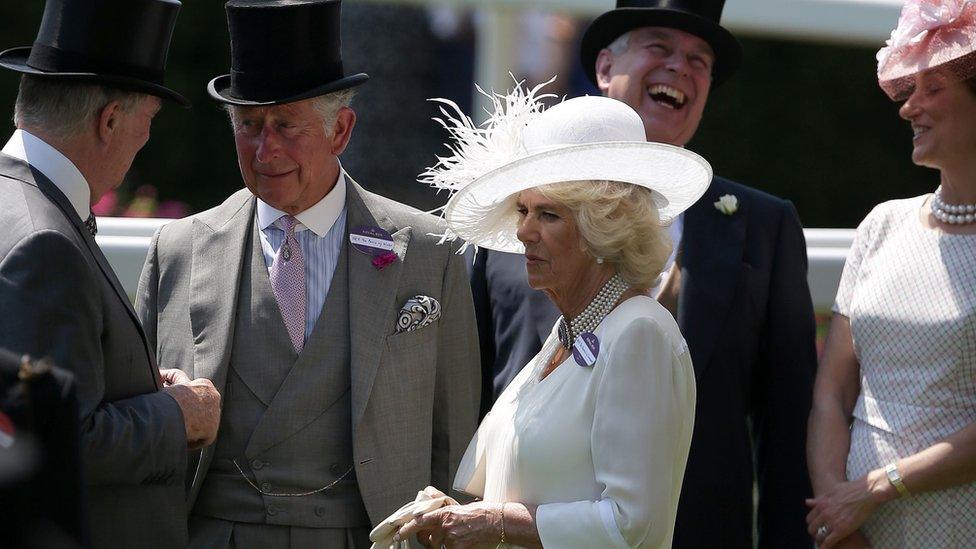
[
  {"xmin": 931, "ymin": 186, "xmax": 976, "ymax": 225},
  {"xmin": 557, "ymin": 273, "xmax": 630, "ymax": 350}
]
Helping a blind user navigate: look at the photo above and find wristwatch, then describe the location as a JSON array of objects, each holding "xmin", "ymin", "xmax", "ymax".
[{"xmin": 885, "ymin": 462, "xmax": 911, "ymax": 498}]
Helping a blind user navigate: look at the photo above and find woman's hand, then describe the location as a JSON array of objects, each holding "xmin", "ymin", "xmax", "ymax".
[
  {"xmin": 833, "ymin": 530, "xmax": 871, "ymax": 548},
  {"xmin": 396, "ymin": 502, "xmax": 503, "ymax": 549},
  {"xmin": 805, "ymin": 469, "xmax": 892, "ymax": 548}
]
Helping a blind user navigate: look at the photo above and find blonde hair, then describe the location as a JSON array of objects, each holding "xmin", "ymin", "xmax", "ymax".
[{"xmin": 535, "ymin": 180, "xmax": 672, "ymax": 289}]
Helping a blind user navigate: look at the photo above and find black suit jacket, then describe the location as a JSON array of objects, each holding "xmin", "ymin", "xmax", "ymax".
[
  {"xmin": 0, "ymin": 154, "xmax": 189, "ymax": 548},
  {"xmin": 470, "ymin": 176, "xmax": 817, "ymax": 548}
]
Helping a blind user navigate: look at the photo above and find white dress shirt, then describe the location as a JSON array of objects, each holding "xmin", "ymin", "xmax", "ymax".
[
  {"xmin": 2, "ymin": 129, "xmax": 91, "ymax": 221},
  {"xmin": 651, "ymin": 213, "xmax": 684, "ymax": 297},
  {"xmin": 256, "ymin": 170, "xmax": 348, "ymax": 340}
]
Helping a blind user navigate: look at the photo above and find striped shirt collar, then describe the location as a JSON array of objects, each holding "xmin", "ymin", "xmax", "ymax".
[
  {"xmin": 256, "ymin": 168, "xmax": 347, "ymax": 238},
  {"xmin": 2, "ymin": 129, "xmax": 91, "ymax": 221}
]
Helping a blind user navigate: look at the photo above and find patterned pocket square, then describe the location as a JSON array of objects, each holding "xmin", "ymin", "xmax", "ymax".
[{"xmin": 395, "ymin": 296, "xmax": 441, "ymax": 334}]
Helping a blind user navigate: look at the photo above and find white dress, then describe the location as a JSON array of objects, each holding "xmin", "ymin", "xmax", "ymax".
[
  {"xmin": 834, "ymin": 196, "xmax": 976, "ymax": 547},
  {"xmin": 454, "ymin": 296, "xmax": 696, "ymax": 548}
]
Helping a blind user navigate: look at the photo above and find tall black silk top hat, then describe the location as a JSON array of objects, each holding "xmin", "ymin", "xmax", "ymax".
[
  {"xmin": 581, "ymin": 0, "xmax": 743, "ymax": 88},
  {"xmin": 208, "ymin": 0, "xmax": 369, "ymax": 106},
  {"xmin": 0, "ymin": 0, "xmax": 190, "ymax": 107}
]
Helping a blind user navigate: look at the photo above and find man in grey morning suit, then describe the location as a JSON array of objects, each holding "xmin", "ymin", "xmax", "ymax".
[
  {"xmin": 135, "ymin": 1, "xmax": 481, "ymax": 547},
  {"xmin": 0, "ymin": 1, "xmax": 221, "ymax": 547}
]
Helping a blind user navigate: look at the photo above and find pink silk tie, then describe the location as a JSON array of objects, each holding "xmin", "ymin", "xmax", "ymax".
[{"xmin": 269, "ymin": 215, "xmax": 306, "ymax": 353}]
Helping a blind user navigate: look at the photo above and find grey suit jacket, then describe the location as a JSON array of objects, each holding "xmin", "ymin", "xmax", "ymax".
[
  {"xmin": 135, "ymin": 178, "xmax": 481, "ymax": 526},
  {"xmin": 0, "ymin": 154, "xmax": 188, "ymax": 548}
]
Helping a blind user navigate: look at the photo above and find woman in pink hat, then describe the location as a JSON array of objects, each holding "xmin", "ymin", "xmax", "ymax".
[{"xmin": 806, "ymin": 1, "xmax": 976, "ymax": 547}]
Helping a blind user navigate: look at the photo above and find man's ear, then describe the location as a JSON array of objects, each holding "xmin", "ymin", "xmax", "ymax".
[
  {"xmin": 96, "ymin": 101, "xmax": 123, "ymax": 145},
  {"xmin": 594, "ymin": 49, "xmax": 616, "ymax": 94},
  {"xmin": 329, "ymin": 107, "xmax": 357, "ymax": 156}
]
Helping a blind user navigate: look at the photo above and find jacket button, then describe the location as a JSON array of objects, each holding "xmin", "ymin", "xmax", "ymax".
[
  {"xmin": 251, "ymin": 459, "xmax": 265, "ymax": 470},
  {"xmin": 315, "ymin": 506, "xmax": 326, "ymax": 517},
  {"xmin": 329, "ymin": 463, "xmax": 341, "ymax": 474},
  {"xmin": 260, "ymin": 482, "xmax": 272, "ymax": 492},
  {"xmin": 266, "ymin": 505, "xmax": 278, "ymax": 516}
]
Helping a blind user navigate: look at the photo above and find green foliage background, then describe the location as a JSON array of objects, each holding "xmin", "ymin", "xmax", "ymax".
[{"xmin": 0, "ymin": 2, "xmax": 936, "ymax": 228}]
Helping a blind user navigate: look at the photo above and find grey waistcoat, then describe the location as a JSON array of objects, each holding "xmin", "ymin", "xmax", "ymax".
[{"xmin": 194, "ymin": 219, "xmax": 370, "ymax": 528}]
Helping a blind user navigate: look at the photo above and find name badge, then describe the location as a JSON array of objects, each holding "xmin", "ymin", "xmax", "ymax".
[
  {"xmin": 572, "ymin": 332, "xmax": 600, "ymax": 368},
  {"xmin": 350, "ymin": 225, "xmax": 395, "ymax": 256}
]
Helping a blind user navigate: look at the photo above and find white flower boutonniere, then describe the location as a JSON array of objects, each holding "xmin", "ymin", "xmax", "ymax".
[{"xmin": 714, "ymin": 194, "xmax": 739, "ymax": 216}]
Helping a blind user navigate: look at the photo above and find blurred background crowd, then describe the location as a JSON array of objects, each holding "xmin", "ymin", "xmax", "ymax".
[{"xmin": 0, "ymin": 1, "xmax": 933, "ymax": 227}]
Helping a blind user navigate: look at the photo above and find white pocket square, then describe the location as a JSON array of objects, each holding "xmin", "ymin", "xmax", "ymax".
[{"xmin": 395, "ymin": 296, "xmax": 441, "ymax": 334}]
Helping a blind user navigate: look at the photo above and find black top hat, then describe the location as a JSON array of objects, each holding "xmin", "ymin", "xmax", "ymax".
[
  {"xmin": 581, "ymin": 0, "xmax": 742, "ymax": 88},
  {"xmin": 208, "ymin": 0, "xmax": 368, "ymax": 106},
  {"xmin": 0, "ymin": 0, "xmax": 190, "ymax": 107}
]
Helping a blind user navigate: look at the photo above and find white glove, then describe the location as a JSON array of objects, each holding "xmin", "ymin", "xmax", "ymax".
[{"xmin": 369, "ymin": 486, "xmax": 460, "ymax": 549}]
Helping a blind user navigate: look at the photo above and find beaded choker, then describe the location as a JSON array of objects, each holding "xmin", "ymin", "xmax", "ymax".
[
  {"xmin": 557, "ymin": 273, "xmax": 630, "ymax": 350},
  {"xmin": 932, "ymin": 186, "xmax": 976, "ymax": 225}
]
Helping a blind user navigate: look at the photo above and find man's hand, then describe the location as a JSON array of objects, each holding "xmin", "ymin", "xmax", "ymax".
[
  {"xmin": 162, "ymin": 378, "xmax": 221, "ymax": 450},
  {"xmin": 160, "ymin": 368, "xmax": 191, "ymax": 387}
]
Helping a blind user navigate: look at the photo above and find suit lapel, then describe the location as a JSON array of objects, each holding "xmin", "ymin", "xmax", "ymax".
[
  {"xmin": 346, "ymin": 179, "xmax": 411, "ymax": 431},
  {"xmin": 678, "ymin": 182, "xmax": 747, "ymax": 377},
  {"xmin": 189, "ymin": 193, "xmax": 254, "ymax": 395}
]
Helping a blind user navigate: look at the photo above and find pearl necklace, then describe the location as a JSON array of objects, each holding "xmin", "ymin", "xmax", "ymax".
[
  {"xmin": 557, "ymin": 273, "xmax": 630, "ymax": 350},
  {"xmin": 931, "ymin": 186, "xmax": 976, "ymax": 225}
]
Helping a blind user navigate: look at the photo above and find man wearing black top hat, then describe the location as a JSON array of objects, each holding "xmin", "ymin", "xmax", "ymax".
[
  {"xmin": 470, "ymin": 1, "xmax": 817, "ymax": 547},
  {"xmin": 0, "ymin": 0, "xmax": 223, "ymax": 547},
  {"xmin": 135, "ymin": 1, "xmax": 480, "ymax": 546}
]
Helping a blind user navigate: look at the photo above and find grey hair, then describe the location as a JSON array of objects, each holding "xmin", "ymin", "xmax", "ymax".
[
  {"xmin": 310, "ymin": 89, "xmax": 356, "ymax": 132},
  {"xmin": 606, "ymin": 31, "xmax": 632, "ymax": 56},
  {"xmin": 225, "ymin": 89, "xmax": 356, "ymax": 135},
  {"xmin": 13, "ymin": 75, "xmax": 144, "ymax": 139}
]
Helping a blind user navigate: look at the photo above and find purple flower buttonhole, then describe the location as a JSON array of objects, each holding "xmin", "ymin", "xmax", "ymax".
[{"xmin": 372, "ymin": 251, "xmax": 398, "ymax": 270}]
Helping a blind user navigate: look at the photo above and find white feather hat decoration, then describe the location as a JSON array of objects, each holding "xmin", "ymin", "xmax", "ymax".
[{"xmin": 420, "ymin": 81, "xmax": 712, "ymax": 253}]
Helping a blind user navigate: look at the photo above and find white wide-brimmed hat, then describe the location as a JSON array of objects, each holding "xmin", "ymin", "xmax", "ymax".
[{"xmin": 420, "ymin": 84, "xmax": 712, "ymax": 253}]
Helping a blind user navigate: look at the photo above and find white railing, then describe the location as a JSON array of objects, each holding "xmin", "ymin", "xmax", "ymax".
[
  {"xmin": 97, "ymin": 217, "xmax": 853, "ymax": 310},
  {"xmin": 96, "ymin": 218, "xmax": 168, "ymax": 300}
]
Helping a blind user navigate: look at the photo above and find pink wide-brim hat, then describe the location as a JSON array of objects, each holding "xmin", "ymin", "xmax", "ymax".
[{"xmin": 877, "ymin": 0, "xmax": 976, "ymax": 101}]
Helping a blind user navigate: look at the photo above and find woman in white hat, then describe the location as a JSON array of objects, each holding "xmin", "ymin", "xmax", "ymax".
[
  {"xmin": 806, "ymin": 1, "xmax": 976, "ymax": 547},
  {"xmin": 383, "ymin": 88, "xmax": 711, "ymax": 548}
]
